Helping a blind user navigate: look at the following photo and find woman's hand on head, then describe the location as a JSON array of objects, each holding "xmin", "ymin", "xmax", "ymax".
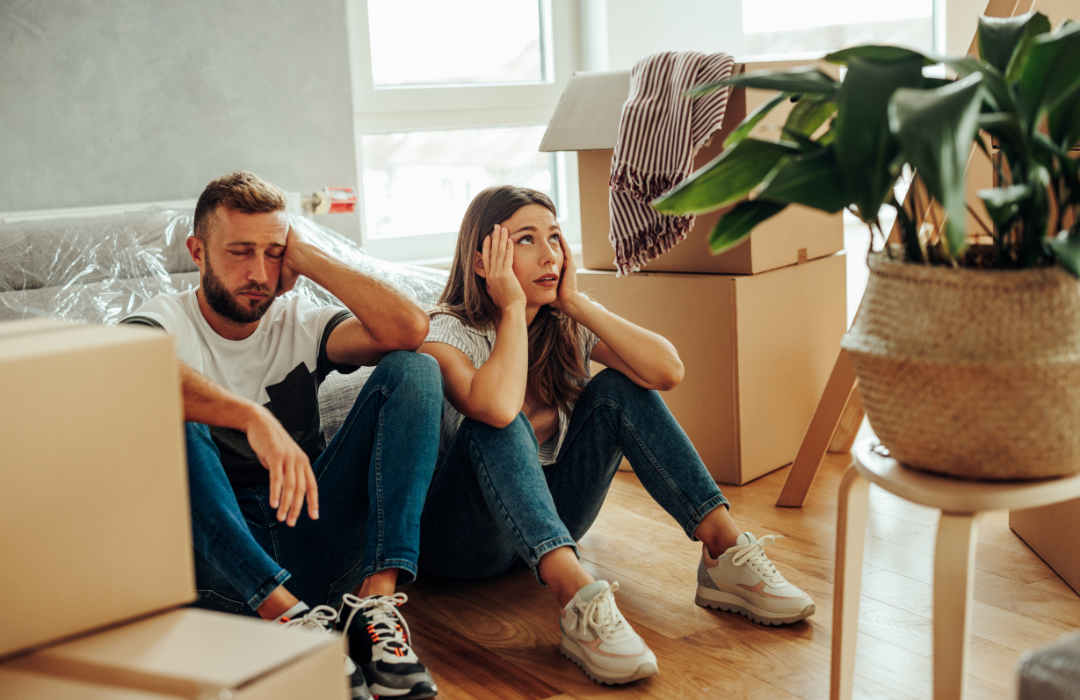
[
  {"xmin": 552, "ymin": 232, "xmax": 583, "ymax": 316},
  {"xmin": 481, "ymin": 225, "xmax": 527, "ymax": 312}
]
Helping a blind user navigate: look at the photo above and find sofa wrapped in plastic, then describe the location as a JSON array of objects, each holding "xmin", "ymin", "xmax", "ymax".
[
  {"xmin": 1018, "ymin": 628, "xmax": 1080, "ymax": 700},
  {"xmin": 0, "ymin": 207, "xmax": 448, "ymax": 438}
]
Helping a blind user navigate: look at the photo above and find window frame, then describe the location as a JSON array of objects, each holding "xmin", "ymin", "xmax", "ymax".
[{"xmin": 344, "ymin": 0, "xmax": 580, "ymax": 263}]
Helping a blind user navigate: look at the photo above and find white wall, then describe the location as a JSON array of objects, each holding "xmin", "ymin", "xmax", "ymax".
[
  {"xmin": 604, "ymin": 0, "xmax": 745, "ymax": 71},
  {"xmin": 946, "ymin": 0, "xmax": 992, "ymax": 54},
  {"xmin": 0, "ymin": 0, "xmax": 362, "ymax": 240}
]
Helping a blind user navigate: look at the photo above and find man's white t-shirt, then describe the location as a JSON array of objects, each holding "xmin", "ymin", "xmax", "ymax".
[{"xmin": 122, "ymin": 289, "xmax": 356, "ymax": 487}]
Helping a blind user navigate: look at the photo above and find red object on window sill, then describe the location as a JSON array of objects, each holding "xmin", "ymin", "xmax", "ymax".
[{"xmin": 328, "ymin": 187, "xmax": 357, "ymax": 214}]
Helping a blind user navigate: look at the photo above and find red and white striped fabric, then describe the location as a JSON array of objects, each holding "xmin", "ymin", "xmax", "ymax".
[{"xmin": 608, "ymin": 51, "xmax": 735, "ymax": 275}]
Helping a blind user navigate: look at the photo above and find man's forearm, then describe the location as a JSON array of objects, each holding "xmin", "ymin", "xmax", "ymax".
[
  {"xmin": 291, "ymin": 245, "xmax": 428, "ymax": 350},
  {"xmin": 180, "ymin": 361, "xmax": 263, "ymax": 431}
]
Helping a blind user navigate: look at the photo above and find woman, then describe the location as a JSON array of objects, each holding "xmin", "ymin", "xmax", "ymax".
[{"xmin": 418, "ymin": 186, "xmax": 813, "ymax": 685}]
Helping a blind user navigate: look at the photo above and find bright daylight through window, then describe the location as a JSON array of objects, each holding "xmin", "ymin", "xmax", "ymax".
[
  {"xmin": 352, "ymin": 0, "xmax": 568, "ymax": 263},
  {"xmin": 367, "ymin": 0, "xmax": 545, "ymax": 86},
  {"xmin": 741, "ymin": 0, "xmax": 935, "ymax": 55},
  {"xmin": 362, "ymin": 126, "xmax": 554, "ymax": 241}
]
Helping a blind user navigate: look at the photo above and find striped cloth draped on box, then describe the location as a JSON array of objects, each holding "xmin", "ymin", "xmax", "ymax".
[{"xmin": 608, "ymin": 51, "xmax": 735, "ymax": 275}]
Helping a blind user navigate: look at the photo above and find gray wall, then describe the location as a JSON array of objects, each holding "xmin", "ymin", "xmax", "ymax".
[{"xmin": 0, "ymin": 0, "xmax": 362, "ymax": 240}]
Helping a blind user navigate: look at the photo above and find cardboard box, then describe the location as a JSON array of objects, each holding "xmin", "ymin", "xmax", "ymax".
[
  {"xmin": 0, "ymin": 666, "xmax": 178, "ymax": 699},
  {"xmin": 579, "ymin": 253, "xmax": 847, "ymax": 484},
  {"xmin": 7, "ymin": 608, "xmax": 349, "ymax": 700},
  {"xmin": 541, "ymin": 60, "xmax": 844, "ymax": 275},
  {"xmin": 0, "ymin": 320, "xmax": 194, "ymax": 658},
  {"xmin": 1010, "ymin": 499, "xmax": 1080, "ymax": 595}
]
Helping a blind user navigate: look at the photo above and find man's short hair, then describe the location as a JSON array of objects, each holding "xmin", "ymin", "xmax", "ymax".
[{"xmin": 193, "ymin": 171, "xmax": 287, "ymax": 242}]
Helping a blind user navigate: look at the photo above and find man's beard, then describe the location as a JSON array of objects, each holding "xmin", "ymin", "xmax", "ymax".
[{"xmin": 201, "ymin": 257, "xmax": 277, "ymax": 324}]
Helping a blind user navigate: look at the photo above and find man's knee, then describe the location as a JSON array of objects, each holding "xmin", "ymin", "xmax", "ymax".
[{"xmin": 374, "ymin": 350, "xmax": 442, "ymax": 392}]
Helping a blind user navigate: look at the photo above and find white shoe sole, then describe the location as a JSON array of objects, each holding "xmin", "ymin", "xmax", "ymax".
[
  {"xmin": 695, "ymin": 586, "xmax": 815, "ymax": 625},
  {"xmin": 559, "ymin": 635, "xmax": 658, "ymax": 685}
]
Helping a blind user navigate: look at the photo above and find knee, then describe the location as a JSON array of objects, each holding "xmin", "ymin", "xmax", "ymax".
[
  {"xmin": 375, "ymin": 351, "xmax": 443, "ymax": 393},
  {"xmin": 589, "ymin": 368, "xmax": 653, "ymax": 402},
  {"xmin": 462, "ymin": 412, "xmax": 538, "ymax": 452},
  {"xmin": 184, "ymin": 422, "xmax": 214, "ymax": 451}
]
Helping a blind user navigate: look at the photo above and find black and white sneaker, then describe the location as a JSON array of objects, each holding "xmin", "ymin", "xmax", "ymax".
[
  {"xmin": 339, "ymin": 593, "xmax": 437, "ymax": 699},
  {"xmin": 278, "ymin": 603, "xmax": 372, "ymax": 699}
]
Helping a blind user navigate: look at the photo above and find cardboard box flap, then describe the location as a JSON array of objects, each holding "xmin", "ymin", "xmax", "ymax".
[
  {"xmin": 23, "ymin": 609, "xmax": 340, "ymax": 696},
  {"xmin": 539, "ymin": 70, "xmax": 631, "ymax": 152},
  {"xmin": 0, "ymin": 667, "xmax": 179, "ymax": 700}
]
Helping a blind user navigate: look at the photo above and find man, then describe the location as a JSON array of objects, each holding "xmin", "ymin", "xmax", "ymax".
[{"xmin": 122, "ymin": 171, "xmax": 442, "ymax": 700}]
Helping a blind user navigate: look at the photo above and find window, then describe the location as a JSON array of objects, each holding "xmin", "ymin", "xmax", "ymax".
[
  {"xmin": 346, "ymin": 0, "xmax": 578, "ymax": 263},
  {"xmin": 741, "ymin": 0, "xmax": 939, "ymax": 57}
]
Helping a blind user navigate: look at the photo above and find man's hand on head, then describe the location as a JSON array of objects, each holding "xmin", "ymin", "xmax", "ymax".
[
  {"xmin": 244, "ymin": 406, "xmax": 319, "ymax": 526},
  {"xmin": 277, "ymin": 225, "xmax": 315, "ymax": 297}
]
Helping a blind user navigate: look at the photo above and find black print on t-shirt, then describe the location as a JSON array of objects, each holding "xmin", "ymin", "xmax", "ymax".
[{"xmin": 212, "ymin": 362, "xmax": 326, "ymax": 489}]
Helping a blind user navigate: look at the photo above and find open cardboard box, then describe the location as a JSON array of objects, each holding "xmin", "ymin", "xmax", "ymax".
[
  {"xmin": 541, "ymin": 59, "xmax": 844, "ymax": 275},
  {"xmin": 0, "ymin": 319, "xmax": 195, "ymax": 659},
  {"xmin": 580, "ymin": 253, "xmax": 847, "ymax": 484},
  {"xmin": 1011, "ymin": 500, "xmax": 1080, "ymax": 595},
  {"xmin": 5, "ymin": 609, "xmax": 348, "ymax": 700}
]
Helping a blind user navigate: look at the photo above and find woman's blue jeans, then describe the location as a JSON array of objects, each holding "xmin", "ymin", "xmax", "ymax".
[
  {"xmin": 185, "ymin": 351, "xmax": 443, "ymax": 615},
  {"xmin": 418, "ymin": 368, "xmax": 729, "ymax": 583}
]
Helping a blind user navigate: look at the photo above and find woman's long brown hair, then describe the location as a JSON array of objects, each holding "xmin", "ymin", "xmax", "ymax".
[{"xmin": 437, "ymin": 186, "xmax": 587, "ymax": 415}]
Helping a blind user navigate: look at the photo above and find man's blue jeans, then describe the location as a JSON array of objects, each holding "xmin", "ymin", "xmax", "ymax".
[
  {"xmin": 186, "ymin": 351, "xmax": 443, "ymax": 615},
  {"xmin": 418, "ymin": 368, "xmax": 729, "ymax": 583}
]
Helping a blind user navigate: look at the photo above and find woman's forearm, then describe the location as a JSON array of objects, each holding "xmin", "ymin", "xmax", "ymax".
[
  {"xmin": 563, "ymin": 294, "xmax": 684, "ymax": 389},
  {"xmin": 466, "ymin": 305, "xmax": 530, "ymax": 426}
]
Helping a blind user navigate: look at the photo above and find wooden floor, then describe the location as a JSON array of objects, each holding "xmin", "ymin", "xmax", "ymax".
[{"xmin": 397, "ymin": 451, "xmax": 1079, "ymax": 699}]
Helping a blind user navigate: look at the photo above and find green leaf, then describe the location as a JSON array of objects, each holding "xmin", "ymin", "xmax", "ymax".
[
  {"xmin": 708, "ymin": 200, "xmax": 788, "ymax": 254},
  {"xmin": 651, "ymin": 139, "xmax": 798, "ymax": 215},
  {"xmin": 1004, "ymin": 13, "xmax": 1054, "ymax": 82},
  {"xmin": 977, "ymin": 184, "xmax": 1032, "ymax": 230},
  {"xmin": 1032, "ymin": 134, "xmax": 1080, "ymax": 206},
  {"xmin": 1045, "ymin": 229, "xmax": 1080, "ymax": 278},
  {"xmin": 978, "ymin": 12, "xmax": 1050, "ymax": 75},
  {"xmin": 1014, "ymin": 21, "xmax": 1080, "ymax": 130},
  {"xmin": 834, "ymin": 56, "xmax": 925, "ymax": 225},
  {"xmin": 826, "ymin": 45, "xmax": 935, "ymax": 66},
  {"xmin": 889, "ymin": 73, "xmax": 987, "ymax": 258},
  {"xmin": 978, "ymin": 112, "xmax": 1027, "ymax": 161},
  {"xmin": 783, "ymin": 96, "xmax": 837, "ymax": 137},
  {"xmin": 688, "ymin": 65, "xmax": 840, "ymax": 97},
  {"xmin": 941, "ymin": 57, "xmax": 1016, "ymax": 113},
  {"xmin": 723, "ymin": 92, "xmax": 792, "ymax": 148},
  {"xmin": 1048, "ymin": 83, "xmax": 1080, "ymax": 149},
  {"xmin": 779, "ymin": 128, "xmax": 820, "ymax": 152},
  {"xmin": 757, "ymin": 147, "xmax": 851, "ymax": 213}
]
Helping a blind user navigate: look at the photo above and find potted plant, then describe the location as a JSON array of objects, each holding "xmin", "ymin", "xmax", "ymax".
[{"xmin": 653, "ymin": 12, "xmax": 1080, "ymax": 480}]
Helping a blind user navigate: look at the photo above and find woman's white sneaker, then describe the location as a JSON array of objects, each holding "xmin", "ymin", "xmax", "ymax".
[
  {"xmin": 695, "ymin": 533, "xmax": 815, "ymax": 625},
  {"xmin": 559, "ymin": 581, "xmax": 658, "ymax": 685}
]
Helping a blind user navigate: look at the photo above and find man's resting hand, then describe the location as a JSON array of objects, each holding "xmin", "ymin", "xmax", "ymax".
[{"xmin": 246, "ymin": 406, "xmax": 319, "ymax": 527}]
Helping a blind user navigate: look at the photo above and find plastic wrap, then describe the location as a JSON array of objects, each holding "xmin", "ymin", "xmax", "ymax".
[
  {"xmin": 0, "ymin": 207, "xmax": 449, "ymax": 439},
  {"xmin": 1018, "ymin": 629, "xmax": 1080, "ymax": 700},
  {"xmin": 0, "ymin": 207, "xmax": 448, "ymax": 324}
]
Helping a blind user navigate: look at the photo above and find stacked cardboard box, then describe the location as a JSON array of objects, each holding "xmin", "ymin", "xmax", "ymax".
[
  {"xmin": 0, "ymin": 320, "xmax": 348, "ymax": 699},
  {"xmin": 540, "ymin": 60, "xmax": 848, "ymax": 484}
]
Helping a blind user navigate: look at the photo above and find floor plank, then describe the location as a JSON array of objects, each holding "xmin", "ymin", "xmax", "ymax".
[{"xmin": 397, "ymin": 453, "xmax": 1076, "ymax": 699}]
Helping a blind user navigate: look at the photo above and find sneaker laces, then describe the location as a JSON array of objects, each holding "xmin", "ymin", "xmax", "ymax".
[
  {"xmin": 570, "ymin": 582, "xmax": 630, "ymax": 644},
  {"xmin": 282, "ymin": 604, "xmax": 338, "ymax": 632},
  {"xmin": 282, "ymin": 605, "xmax": 356, "ymax": 674},
  {"xmin": 730, "ymin": 535, "xmax": 786, "ymax": 586},
  {"xmin": 341, "ymin": 592, "xmax": 414, "ymax": 658}
]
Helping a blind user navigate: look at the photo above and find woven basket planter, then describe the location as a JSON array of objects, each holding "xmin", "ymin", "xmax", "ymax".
[{"xmin": 841, "ymin": 253, "xmax": 1080, "ymax": 480}]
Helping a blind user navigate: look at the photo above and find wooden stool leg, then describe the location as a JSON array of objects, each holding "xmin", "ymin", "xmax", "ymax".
[
  {"xmin": 831, "ymin": 464, "xmax": 870, "ymax": 700},
  {"xmin": 933, "ymin": 512, "xmax": 981, "ymax": 700},
  {"xmin": 777, "ymin": 350, "xmax": 859, "ymax": 507}
]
